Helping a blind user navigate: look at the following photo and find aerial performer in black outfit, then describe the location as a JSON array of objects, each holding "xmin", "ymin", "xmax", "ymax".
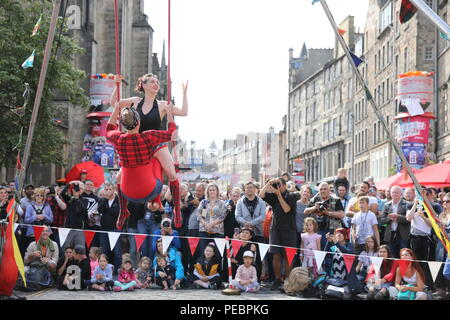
[{"xmin": 110, "ymin": 74, "xmax": 188, "ymax": 230}]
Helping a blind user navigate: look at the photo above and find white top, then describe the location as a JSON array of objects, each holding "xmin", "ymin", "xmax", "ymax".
[
  {"xmin": 403, "ymin": 272, "xmax": 417, "ymax": 285},
  {"xmin": 347, "ymin": 196, "xmax": 378, "ymax": 213},
  {"xmin": 390, "ymin": 201, "xmax": 400, "ymax": 232},
  {"xmin": 351, "ymin": 211, "xmax": 378, "ymax": 245},
  {"xmin": 411, "ymin": 213, "xmax": 431, "ymax": 236}
]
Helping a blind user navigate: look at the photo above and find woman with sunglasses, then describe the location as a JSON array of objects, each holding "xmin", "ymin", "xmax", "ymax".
[
  {"xmin": 110, "ymin": 74, "xmax": 189, "ymax": 230},
  {"xmin": 24, "ymin": 187, "xmax": 53, "ymax": 248}
]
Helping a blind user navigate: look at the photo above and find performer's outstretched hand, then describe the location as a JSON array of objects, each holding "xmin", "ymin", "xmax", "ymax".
[{"xmin": 182, "ymin": 81, "xmax": 189, "ymax": 96}]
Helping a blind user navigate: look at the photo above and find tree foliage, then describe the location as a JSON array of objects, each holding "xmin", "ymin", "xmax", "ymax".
[{"xmin": 0, "ymin": 0, "xmax": 88, "ymax": 168}]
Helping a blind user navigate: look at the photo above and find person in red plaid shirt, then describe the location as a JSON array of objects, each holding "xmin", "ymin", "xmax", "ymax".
[{"xmin": 106, "ymin": 103, "xmax": 177, "ymax": 230}]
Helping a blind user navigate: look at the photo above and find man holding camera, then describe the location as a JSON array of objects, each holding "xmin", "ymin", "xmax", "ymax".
[
  {"xmin": 260, "ymin": 177, "xmax": 298, "ymax": 291},
  {"xmin": 304, "ymin": 182, "xmax": 345, "ymax": 249},
  {"xmin": 151, "ymin": 217, "xmax": 181, "ymax": 254},
  {"xmin": 60, "ymin": 181, "xmax": 89, "ymax": 251}
]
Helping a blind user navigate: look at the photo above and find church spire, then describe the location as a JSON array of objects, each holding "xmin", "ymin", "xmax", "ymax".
[{"xmin": 300, "ymin": 42, "xmax": 308, "ymax": 59}]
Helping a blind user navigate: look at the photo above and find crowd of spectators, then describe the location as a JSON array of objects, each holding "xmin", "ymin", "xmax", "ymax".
[{"xmin": 1, "ymin": 168, "xmax": 450, "ymax": 299}]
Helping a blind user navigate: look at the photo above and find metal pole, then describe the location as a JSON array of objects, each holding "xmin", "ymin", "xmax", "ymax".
[
  {"xmin": 318, "ymin": 0, "xmax": 448, "ymax": 244},
  {"xmin": 409, "ymin": 0, "xmax": 450, "ymax": 36},
  {"xmin": 18, "ymin": 0, "xmax": 62, "ymax": 196}
]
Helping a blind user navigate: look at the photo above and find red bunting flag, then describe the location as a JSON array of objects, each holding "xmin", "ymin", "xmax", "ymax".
[
  {"xmin": 285, "ymin": 247, "xmax": 297, "ymax": 266},
  {"xmin": 399, "ymin": 260, "xmax": 411, "ymax": 277},
  {"xmin": 187, "ymin": 238, "xmax": 200, "ymax": 256},
  {"xmin": 16, "ymin": 152, "xmax": 24, "ymax": 170},
  {"xmin": 33, "ymin": 225, "xmax": 44, "ymax": 243},
  {"xmin": 84, "ymin": 230, "xmax": 96, "ymax": 249},
  {"xmin": 231, "ymin": 239, "xmax": 243, "ymax": 258},
  {"xmin": 134, "ymin": 234, "xmax": 147, "ymax": 251},
  {"xmin": 343, "ymin": 254, "xmax": 356, "ymax": 273}
]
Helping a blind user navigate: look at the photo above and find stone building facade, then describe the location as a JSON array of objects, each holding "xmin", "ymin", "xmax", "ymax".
[
  {"xmin": 437, "ymin": 0, "xmax": 450, "ymax": 160},
  {"xmin": 287, "ymin": 16, "xmax": 360, "ymax": 186},
  {"xmin": 353, "ymin": 0, "xmax": 436, "ymax": 185}
]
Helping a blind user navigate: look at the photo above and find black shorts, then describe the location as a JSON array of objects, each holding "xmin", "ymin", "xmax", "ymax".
[{"xmin": 269, "ymin": 228, "xmax": 297, "ymax": 254}]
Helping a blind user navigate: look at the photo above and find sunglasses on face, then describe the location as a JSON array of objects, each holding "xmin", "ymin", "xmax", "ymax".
[
  {"xmin": 35, "ymin": 195, "xmax": 44, "ymax": 197},
  {"xmin": 142, "ymin": 79, "xmax": 160, "ymax": 85},
  {"xmin": 444, "ymin": 200, "xmax": 450, "ymax": 203}
]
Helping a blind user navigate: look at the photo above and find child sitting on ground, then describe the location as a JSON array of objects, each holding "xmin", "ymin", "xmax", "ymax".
[
  {"xmin": 113, "ymin": 258, "xmax": 137, "ymax": 291},
  {"xmin": 135, "ymin": 256, "xmax": 153, "ymax": 289},
  {"xmin": 231, "ymin": 251, "xmax": 260, "ymax": 293},
  {"xmin": 191, "ymin": 242, "xmax": 222, "ymax": 290},
  {"xmin": 89, "ymin": 247, "xmax": 101, "ymax": 277},
  {"xmin": 155, "ymin": 255, "xmax": 176, "ymax": 290},
  {"xmin": 90, "ymin": 254, "xmax": 114, "ymax": 291}
]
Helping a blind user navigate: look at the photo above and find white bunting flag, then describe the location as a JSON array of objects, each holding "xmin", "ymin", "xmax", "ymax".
[
  {"xmin": 313, "ymin": 250, "xmax": 327, "ymax": 272},
  {"xmin": 428, "ymin": 261, "xmax": 443, "ymax": 283},
  {"xmin": 370, "ymin": 256, "xmax": 384, "ymax": 276},
  {"xmin": 14, "ymin": 223, "xmax": 19, "ymax": 233},
  {"xmin": 258, "ymin": 243, "xmax": 270, "ymax": 261},
  {"xmin": 162, "ymin": 236, "xmax": 174, "ymax": 254},
  {"xmin": 58, "ymin": 228, "xmax": 71, "ymax": 247},
  {"xmin": 214, "ymin": 238, "xmax": 227, "ymax": 257},
  {"xmin": 402, "ymin": 98, "xmax": 424, "ymax": 117},
  {"xmin": 108, "ymin": 232, "xmax": 121, "ymax": 250}
]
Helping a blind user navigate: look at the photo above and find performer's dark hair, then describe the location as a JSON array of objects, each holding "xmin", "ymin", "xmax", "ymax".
[{"xmin": 135, "ymin": 73, "xmax": 158, "ymax": 93}]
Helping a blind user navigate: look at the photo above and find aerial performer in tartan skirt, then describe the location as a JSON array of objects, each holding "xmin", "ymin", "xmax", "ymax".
[{"xmin": 110, "ymin": 74, "xmax": 188, "ymax": 230}]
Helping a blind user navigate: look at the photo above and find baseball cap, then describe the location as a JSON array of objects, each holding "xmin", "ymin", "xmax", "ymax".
[
  {"xmin": 25, "ymin": 184, "xmax": 35, "ymax": 189},
  {"xmin": 243, "ymin": 251, "xmax": 254, "ymax": 258}
]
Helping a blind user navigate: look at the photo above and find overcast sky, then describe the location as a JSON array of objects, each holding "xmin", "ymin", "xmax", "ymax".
[{"xmin": 143, "ymin": 0, "xmax": 369, "ymax": 149}]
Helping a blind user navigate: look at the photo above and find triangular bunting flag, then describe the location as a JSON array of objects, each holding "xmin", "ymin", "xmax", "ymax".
[
  {"xmin": 258, "ymin": 243, "xmax": 270, "ymax": 261},
  {"xmin": 187, "ymin": 238, "xmax": 200, "ymax": 256},
  {"xmin": 84, "ymin": 230, "xmax": 96, "ymax": 249},
  {"xmin": 231, "ymin": 239, "xmax": 243, "ymax": 258},
  {"xmin": 33, "ymin": 225, "xmax": 44, "ymax": 243},
  {"xmin": 399, "ymin": 0, "xmax": 417, "ymax": 24},
  {"xmin": 338, "ymin": 28, "xmax": 346, "ymax": 36},
  {"xmin": 108, "ymin": 232, "xmax": 121, "ymax": 251},
  {"xmin": 214, "ymin": 238, "xmax": 227, "ymax": 257},
  {"xmin": 162, "ymin": 235, "xmax": 174, "ymax": 254},
  {"xmin": 350, "ymin": 51, "xmax": 364, "ymax": 67},
  {"xmin": 31, "ymin": 14, "xmax": 42, "ymax": 36},
  {"xmin": 440, "ymin": 31, "xmax": 450, "ymax": 41},
  {"xmin": 312, "ymin": 0, "xmax": 320, "ymax": 4},
  {"xmin": 14, "ymin": 223, "xmax": 19, "ymax": 233},
  {"xmin": 370, "ymin": 256, "xmax": 384, "ymax": 276},
  {"xmin": 313, "ymin": 250, "xmax": 327, "ymax": 272},
  {"xmin": 285, "ymin": 247, "xmax": 297, "ymax": 266},
  {"xmin": 58, "ymin": 228, "xmax": 71, "ymax": 247},
  {"xmin": 16, "ymin": 152, "xmax": 24, "ymax": 170},
  {"xmin": 12, "ymin": 106, "xmax": 25, "ymax": 117},
  {"xmin": 343, "ymin": 254, "xmax": 356, "ymax": 273},
  {"xmin": 399, "ymin": 260, "xmax": 411, "ymax": 277},
  {"xmin": 428, "ymin": 261, "xmax": 443, "ymax": 283},
  {"xmin": 21, "ymin": 50, "xmax": 35, "ymax": 69},
  {"xmin": 134, "ymin": 234, "xmax": 146, "ymax": 252}
]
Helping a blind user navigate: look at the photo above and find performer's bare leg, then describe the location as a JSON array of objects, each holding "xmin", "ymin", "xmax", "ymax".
[{"xmin": 154, "ymin": 147, "xmax": 181, "ymax": 228}]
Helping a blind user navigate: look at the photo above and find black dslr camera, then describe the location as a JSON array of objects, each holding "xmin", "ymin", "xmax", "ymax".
[
  {"xmin": 317, "ymin": 201, "xmax": 329, "ymax": 212},
  {"xmin": 73, "ymin": 184, "xmax": 80, "ymax": 192}
]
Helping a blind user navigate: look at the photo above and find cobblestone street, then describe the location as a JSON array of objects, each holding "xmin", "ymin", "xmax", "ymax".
[{"xmin": 16, "ymin": 287, "xmax": 307, "ymax": 300}]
